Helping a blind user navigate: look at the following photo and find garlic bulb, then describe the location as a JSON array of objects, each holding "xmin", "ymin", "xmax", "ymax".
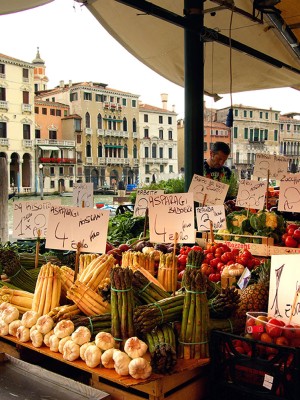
[
  {"xmin": 0, "ymin": 319, "xmax": 9, "ymax": 336},
  {"xmin": 95, "ymin": 331, "xmax": 115, "ymax": 350},
  {"xmin": 54, "ymin": 319, "xmax": 74, "ymax": 338},
  {"xmin": 36, "ymin": 315, "xmax": 55, "ymax": 335},
  {"xmin": 80, "ymin": 341, "xmax": 93, "ymax": 361},
  {"xmin": 30, "ymin": 329, "xmax": 44, "ymax": 348},
  {"xmin": 1, "ymin": 304, "xmax": 19, "ymax": 324},
  {"xmin": 8, "ymin": 320, "xmax": 22, "ymax": 336},
  {"xmin": 21, "ymin": 310, "xmax": 39, "ymax": 328},
  {"xmin": 84, "ymin": 344, "xmax": 102, "ymax": 368},
  {"xmin": 128, "ymin": 357, "xmax": 152, "ymax": 380},
  {"xmin": 16, "ymin": 325, "xmax": 30, "ymax": 342},
  {"xmin": 113, "ymin": 350, "xmax": 131, "ymax": 376},
  {"xmin": 49, "ymin": 334, "xmax": 60, "ymax": 352},
  {"xmin": 71, "ymin": 326, "xmax": 91, "ymax": 345},
  {"xmin": 43, "ymin": 329, "xmax": 54, "ymax": 347},
  {"xmin": 124, "ymin": 337, "xmax": 148, "ymax": 358},
  {"xmin": 101, "ymin": 348, "xmax": 118, "ymax": 369},
  {"xmin": 63, "ymin": 339, "xmax": 80, "ymax": 362},
  {"xmin": 58, "ymin": 336, "xmax": 72, "ymax": 354}
]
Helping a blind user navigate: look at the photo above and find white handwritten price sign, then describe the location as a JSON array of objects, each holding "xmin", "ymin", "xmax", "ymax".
[
  {"xmin": 253, "ymin": 154, "xmax": 288, "ymax": 180},
  {"xmin": 268, "ymin": 255, "xmax": 300, "ymax": 325},
  {"xmin": 196, "ymin": 205, "xmax": 226, "ymax": 231},
  {"xmin": 188, "ymin": 174, "xmax": 229, "ymax": 205},
  {"xmin": 13, "ymin": 199, "xmax": 60, "ymax": 239},
  {"xmin": 45, "ymin": 206, "xmax": 110, "ymax": 253},
  {"xmin": 278, "ymin": 176, "xmax": 300, "ymax": 213},
  {"xmin": 134, "ymin": 189, "xmax": 164, "ymax": 217},
  {"xmin": 235, "ymin": 179, "xmax": 267, "ymax": 210},
  {"xmin": 73, "ymin": 182, "xmax": 94, "ymax": 208},
  {"xmin": 147, "ymin": 192, "xmax": 195, "ymax": 243}
]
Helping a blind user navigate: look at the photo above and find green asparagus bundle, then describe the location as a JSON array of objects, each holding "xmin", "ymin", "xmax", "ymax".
[
  {"xmin": 19, "ymin": 252, "xmax": 61, "ymax": 269},
  {"xmin": 71, "ymin": 313, "xmax": 112, "ymax": 337},
  {"xmin": 133, "ymin": 294, "xmax": 184, "ymax": 334},
  {"xmin": 132, "ymin": 269, "xmax": 169, "ymax": 304},
  {"xmin": 110, "ymin": 266, "xmax": 135, "ymax": 347},
  {"xmin": 181, "ymin": 249, "xmax": 205, "ymax": 288},
  {"xmin": 208, "ymin": 286, "xmax": 240, "ymax": 318},
  {"xmin": 179, "ymin": 268, "xmax": 209, "ymax": 359},
  {"xmin": 145, "ymin": 323, "xmax": 177, "ymax": 374}
]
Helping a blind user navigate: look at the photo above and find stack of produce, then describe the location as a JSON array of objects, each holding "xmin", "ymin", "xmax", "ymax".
[
  {"xmin": 157, "ymin": 252, "xmax": 177, "ymax": 292},
  {"xmin": 132, "ymin": 269, "xmax": 169, "ymax": 304},
  {"xmin": 79, "ymin": 253, "xmax": 99, "ymax": 275},
  {"xmin": 0, "ymin": 286, "xmax": 33, "ymax": 314},
  {"xmin": 145, "ymin": 323, "xmax": 177, "ymax": 374},
  {"xmin": 77, "ymin": 254, "xmax": 115, "ymax": 290},
  {"xmin": 110, "ymin": 266, "xmax": 135, "ymax": 347},
  {"xmin": 59, "ymin": 265, "xmax": 75, "ymax": 300},
  {"xmin": 48, "ymin": 304, "xmax": 81, "ymax": 322},
  {"xmin": 208, "ymin": 286, "xmax": 240, "ymax": 319},
  {"xmin": 122, "ymin": 250, "xmax": 157, "ymax": 276},
  {"xmin": 179, "ymin": 268, "xmax": 209, "ymax": 359},
  {"xmin": 71, "ymin": 313, "xmax": 112, "ymax": 336},
  {"xmin": 31, "ymin": 263, "xmax": 61, "ymax": 316}
]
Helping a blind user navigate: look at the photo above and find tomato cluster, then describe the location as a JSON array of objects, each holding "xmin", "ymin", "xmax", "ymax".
[
  {"xmin": 200, "ymin": 243, "xmax": 261, "ymax": 282},
  {"xmin": 282, "ymin": 223, "xmax": 300, "ymax": 248},
  {"xmin": 177, "ymin": 245, "xmax": 203, "ymax": 272}
]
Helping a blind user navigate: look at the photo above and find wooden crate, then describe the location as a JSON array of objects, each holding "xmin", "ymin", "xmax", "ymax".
[
  {"xmin": 1, "ymin": 335, "xmax": 210, "ymax": 400},
  {"xmin": 268, "ymin": 245, "xmax": 300, "ymax": 256},
  {"xmin": 197, "ymin": 232, "xmax": 273, "ymax": 257}
]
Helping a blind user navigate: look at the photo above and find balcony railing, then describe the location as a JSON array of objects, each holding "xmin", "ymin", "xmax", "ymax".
[
  {"xmin": 22, "ymin": 104, "xmax": 32, "ymax": 113},
  {"xmin": 98, "ymin": 157, "xmax": 106, "ymax": 165},
  {"xmin": 85, "ymin": 128, "xmax": 92, "ymax": 135},
  {"xmin": 0, "ymin": 73, "xmax": 6, "ymax": 79},
  {"xmin": 35, "ymin": 139, "xmax": 76, "ymax": 147},
  {"xmin": 132, "ymin": 132, "xmax": 138, "ymax": 139},
  {"xmin": 106, "ymin": 157, "xmax": 129, "ymax": 165},
  {"xmin": 23, "ymin": 139, "xmax": 34, "ymax": 147},
  {"xmin": 86, "ymin": 157, "xmax": 93, "ymax": 164},
  {"xmin": 0, "ymin": 138, "xmax": 9, "ymax": 146},
  {"xmin": 39, "ymin": 157, "xmax": 76, "ymax": 164},
  {"xmin": 97, "ymin": 129, "xmax": 104, "ymax": 136},
  {"xmin": 0, "ymin": 100, "xmax": 8, "ymax": 110},
  {"xmin": 104, "ymin": 130, "xmax": 129, "ymax": 138},
  {"xmin": 248, "ymin": 139, "xmax": 265, "ymax": 144}
]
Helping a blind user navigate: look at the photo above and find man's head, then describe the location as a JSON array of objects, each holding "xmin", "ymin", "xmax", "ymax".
[{"xmin": 208, "ymin": 141, "xmax": 230, "ymax": 169}]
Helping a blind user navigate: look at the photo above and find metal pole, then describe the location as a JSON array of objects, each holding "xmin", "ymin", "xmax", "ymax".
[
  {"xmin": 184, "ymin": 0, "xmax": 205, "ymax": 191},
  {"xmin": 39, "ymin": 165, "xmax": 44, "ymax": 200}
]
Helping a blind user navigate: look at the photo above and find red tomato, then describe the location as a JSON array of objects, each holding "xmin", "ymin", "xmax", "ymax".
[
  {"xmin": 208, "ymin": 273, "xmax": 220, "ymax": 282},
  {"xmin": 210, "ymin": 257, "xmax": 221, "ymax": 268},
  {"xmin": 190, "ymin": 245, "xmax": 203, "ymax": 252},
  {"xmin": 283, "ymin": 325, "xmax": 297, "ymax": 340},
  {"xmin": 221, "ymin": 252, "xmax": 234, "ymax": 263},
  {"xmin": 201, "ymin": 263, "xmax": 211, "ymax": 276},
  {"xmin": 281, "ymin": 233, "xmax": 289, "ymax": 243},
  {"xmin": 241, "ymin": 249, "xmax": 252, "ymax": 259},
  {"xmin": 180, "ymin": 246, "xmax": 192, "ymax": 256},
  {"xmin": 205, "ymin": 253, "xmax": 215, "ymax": 262},
  {"xmin": 287, "ymin": 228, "xmax": 296, "ymax": 236},
  {"xmin": 246, "ymin": 258, "xmax": 256, "ymax": 270},
  {"xmin": 285, "ymin": 235, "xmax": 298, "ymax": 248},
  {"xmin": 217, "ymin": 262, "xmax": 224, "ymax": 271},
  {"xmin": 293, "ymin": 229, "xmax": 300, "ymax": 241},
  {"xmin": 231, "ymin": 248, "xmax": 240, "ymax": 257},
  {"xmin": 177, "ymin": 270, "xmax": 185, "ymax": 281},
  {"xmin": 266, "ymin": 318, "xmax": 285, "ymax": 338},
  {"xmin": 178, "ymin": 254, "xmax": 187, "ymax": 265},
  {"xmin": 239, "ymin": 255, "xmax": 250, "ymax": 266},
  {"xmin": 286, "ymin": 224, "xmax": 298, "ymax": 232}
]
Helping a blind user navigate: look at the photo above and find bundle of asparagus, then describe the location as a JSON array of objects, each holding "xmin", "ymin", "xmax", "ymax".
[
  {"xmin": 110, "ymin": 266, "xmax": 135, "ymax": 347},
  {"xmin": 47, "ymin": 304, "xmax": 81, "ymax": 322},
  {"xmin": 0, "ymin": 286, "xmax": 33, "ymax": 313},
  {"xmin": 67, "ymin": 280, "xmax": 111, "ymax": 316},
  {"xmin": 132, "ymin": 269, "xmax": 169, "ymax": 304},
  {"xmin": 145, "ymin": 323, "xmax": 177, "ymax": 374},
  {"xmin": 122, "ymin": 250, "xmax": 156, "ymax": 276},
  {"xmin": 179, "ymin": 268, "xmax": 209, "ymax": 359},
  {"xmin": 71, "ymin": 313, "xmax": 112, "ymax": 337},
  {"xmin": 208, "ymin": 286, "xmax": 240, "ymax": 318},
  {"xmin": 60, "ymin": 266, "xmax": 75, "ymax": 299},
  {"xmin": 79, "ymin": 253, "xmax": 99, "ymax": 276},
  {"xmin": 78, "ymin": 254, "xmax": 115, "ymax": 290},
  {"xmin": 31, "ymin": 262, "xmax": 61, "ymax": 316},
  {"xmin": 157, "ymin": 253, "xmax": 177, "ymax": 293},
  {"xmin": 134, "ymin": 294, "xmax": 184, "ymax": 334}
]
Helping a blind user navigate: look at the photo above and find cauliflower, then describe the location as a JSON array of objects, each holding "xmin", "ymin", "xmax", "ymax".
[
  {"xmin": 265, "ymin": 212, "xmax": 278, "ymax": 229},
  {"xmin": 231, "ymin": 214, "xmax": 248, "ymax": 227}
]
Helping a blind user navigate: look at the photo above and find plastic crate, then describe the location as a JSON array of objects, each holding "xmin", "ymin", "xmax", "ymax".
[{"xmin": 209, "ymin": 330, "xmax": 300, "ymax": 400}]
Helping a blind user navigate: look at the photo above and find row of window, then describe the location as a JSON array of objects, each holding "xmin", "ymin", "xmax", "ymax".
[
  {"xmin": 0, "ymin": 87, "xmax": 30, "ymax": 104},
  {"xmin": 35, "ymin": 106, "xmax": 67, "ymax": 117},
  {"xmin": 145, "ymin": 164, "xmax": 173, "ymax": 174},
  {"xmin": 143, "ymin": 114, "xmax": 173, "ymax": 125},
  {"xmin": 144, "ymin": 128, "xmax": 173, "ymax": 140},
  {"xmin": 233, "ymin": 127, "xmax": 279, "ymax": 141},
  {"xmin": 0, "ymin": 63, "xmax": 29, "ymax": 80},
  {"xmin": 144, "ymin": 145, "xmax": 173, "ymax": 159},
  {"xmin": 280, "ymin": 123, "xmax": 300, "ymax": 132},
  {"xmin": 68, "ymin": 91, "xmax": 137, "ymax": 108},
  {"xmin": 0, "ymin": 122, "xmax": 56, "ymax": 140},
  {"xmin": 234, "ymin": 109, "xmax": 279, "ymax": 121}
]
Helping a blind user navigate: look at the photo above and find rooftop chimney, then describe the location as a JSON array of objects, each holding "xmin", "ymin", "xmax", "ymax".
[
  {"xmin": 69, "ymin": 80, "xmax": 72, "ymax": 87},
  {"xmin": 161, "ymin": 93, "xmax": 168, "ymax": 110},
  {"xmin": 59, "ymin": 80, "xmax": 64, "ymax": 88}
]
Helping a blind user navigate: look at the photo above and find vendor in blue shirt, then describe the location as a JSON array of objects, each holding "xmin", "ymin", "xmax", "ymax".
[{"xmin": 203, "ymin": 141, "xmax": 231, "ymax": 181}]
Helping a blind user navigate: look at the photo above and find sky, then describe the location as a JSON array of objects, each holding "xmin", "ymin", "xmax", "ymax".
[{"xmin": 1, "ymin": 0, "xmax": 300, "ymax": 119}]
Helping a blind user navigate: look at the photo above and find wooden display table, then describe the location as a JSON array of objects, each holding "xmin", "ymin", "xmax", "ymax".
[{"xmin": 1, "ymin": 335, "xmax": 210, "ymax": 400}]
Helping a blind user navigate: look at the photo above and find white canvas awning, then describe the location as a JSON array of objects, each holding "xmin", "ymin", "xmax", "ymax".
[
  {"xmin": 0, "ymin": 0, "xmax": 53, "ymax": 15},
  {"xmin": 39, "ymin": 145, "xmax": 60, "ymax": 151}
]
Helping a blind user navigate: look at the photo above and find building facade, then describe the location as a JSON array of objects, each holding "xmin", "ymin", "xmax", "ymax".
[
  {"xmin": 279, "ymin": 113, "xmax": 300, "ymax": 172},
  {"xmin": 139, "ymin": 96, "xmax": 179, "ymax": 184},
  {"xmin": 216, "ymin": 105, "xmax": 280, "ymax": 178}
]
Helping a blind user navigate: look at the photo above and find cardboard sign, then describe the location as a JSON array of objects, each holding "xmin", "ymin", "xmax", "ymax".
[
  {"xmin": 253, "ymin": 153, "xmax": 288, "ymax": 180},
  {"xmin": 147, "ymin": 192, "xmax": 195, "ymax": 243},
  {"xmin": 13, "ymin": 199, "xmax": 60, "ymax": 239},
  {"xmin": 45, "ymin": 205, "xmax": 110, "ymax": 253},
  {"xmin": 268, "ymin": 254, "xmax": 300, "ymax": 324},
  {"xmin": 235, "ymin": 179, "xmax": 267, "ymax": 210},
  {"xmin": 278, "ymin": 176, "xmax": 300, "ymax": 213},
  {"xmin": 73, "ymin": 182, "xmax": 94, "ymax": 208},
  {"xmin": 188, "ymin": 174, "xmax": 229, "ymax": 205},
  {"xmin": 196, "ymin": 205, "xmax": 226, "ymax": 231},
  {"xmin": 134, "ymin": 189, "xmax": 164, "ymax": 217}
]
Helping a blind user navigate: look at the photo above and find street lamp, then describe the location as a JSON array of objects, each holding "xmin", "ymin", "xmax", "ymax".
[{"xmin": 39, "ymin": 164, "xmax": 44, "ymax": 200}]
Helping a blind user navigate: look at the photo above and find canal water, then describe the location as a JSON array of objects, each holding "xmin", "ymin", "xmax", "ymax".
[{"xmin": 7, "ymin": 194, "xmax": 114, "ymax": 240}]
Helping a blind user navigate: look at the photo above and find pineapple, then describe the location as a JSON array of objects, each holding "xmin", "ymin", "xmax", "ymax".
[{"xmin": 234, "ymin": 260, "xmax": 270, "ymax": 320}]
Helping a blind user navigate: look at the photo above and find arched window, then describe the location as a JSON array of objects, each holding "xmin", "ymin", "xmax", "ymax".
[
  {"xmin": 123, "ymin": 117, "xmax": 127, "ymax": 132},
  {"xmin": 113, "ymin": 116, "xmax": 117, "ymax": 131},
  {"xmin": 98, "ymin": 142, "xmax": 103, "ymax": 157},
  {"xmin": 133, "ymin": 144, "xmax": 137, "ymax": 158},
  {"xmin": 132, "ymin": 118, "xmax": 137, "ymax": 133},
  {"xmin": 124, "ymin": 144, "xmax": 128, "ymax": 158},
  {"xmin": 85, "ymin": 112, "xmax": 91, "ymax": 128},
  {"xmin": 108, "ymin": 115, "xmax": 112, "ymax": 130},
  {"xmin": 152, "ymin": 143, "xmax": 157, "ymax": 158},
  {"xmin": 97, "ymin": 114, "xmax": 102, "ymax": 129},
  {"xmin": 86, "ymin": 141, "xmax": 91, "ymax": 157}
]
